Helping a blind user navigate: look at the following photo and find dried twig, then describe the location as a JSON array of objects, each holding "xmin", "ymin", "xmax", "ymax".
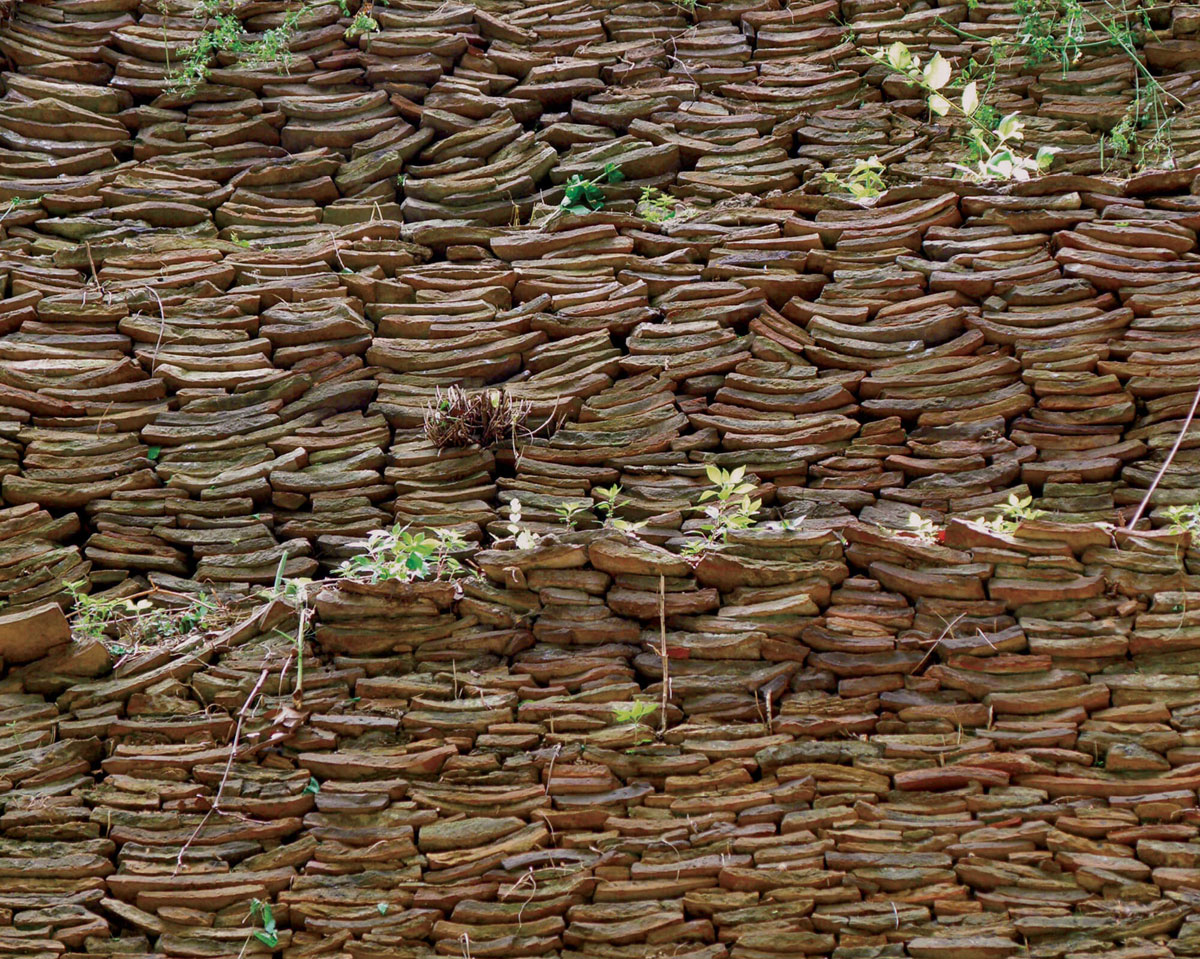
[
  {"xmin": 173, "ymin": 665, "xmax": 271, "ymax": 873},
  {"xmin": 1126, "ymin": 376, "xmax": 1200, "ymax": 529},
  {"xmin": 658, "ymin": 574, "xmax": 669, "ymax": 737}
]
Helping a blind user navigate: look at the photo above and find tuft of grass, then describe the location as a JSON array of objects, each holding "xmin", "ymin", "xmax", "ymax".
[{"xmin": 423, "ymin": 386, "xmax": 530, "ymax": 450}]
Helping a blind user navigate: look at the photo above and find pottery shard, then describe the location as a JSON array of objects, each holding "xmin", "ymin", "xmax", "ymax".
[
  {"xmin": 418, "ymin": 817, "xmax": 525, "ymax": 852},
  {"xmin": 588, "ymin": 534, "xmax": 692, "ymax": 577},
  {"xmin": 0, "ymin": 602, "xmax": 70, "ymax": 663},
  {"xmin": 907, "ymin": 937, "xmax": 1021, "ymax": 959}
]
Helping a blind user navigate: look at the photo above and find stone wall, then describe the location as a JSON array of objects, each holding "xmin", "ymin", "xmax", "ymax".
[{"xmin": 0, "ymin": 516, "xmax": 1198, "ymax": 957}]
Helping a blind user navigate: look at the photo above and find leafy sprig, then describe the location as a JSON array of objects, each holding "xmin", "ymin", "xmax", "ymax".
[{"xmin": 560, "ymin": 163, "xmax": 625, "ymax": 215}]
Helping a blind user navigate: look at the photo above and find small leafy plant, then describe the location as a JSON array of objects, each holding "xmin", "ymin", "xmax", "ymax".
[
  {"xmin": 65, "ymin": 581, "xmax": 219, "ymax": 648},
  {"xmin": 638, "ymin": 187, "xmax": 678, "ymax": 222},
  {"xmin": 681, "ymin": 466, "xmax": 762, "ymax": 557},
  {"xmin": 594, "ymin": 484, "xmax": 647, "ymax": 534},
  {"xmin": 169, "ymin": 0, "xmax": 351, "ymax": 93},
  {"xmin": 613, "ymin": 701, "xmax": 657, "ymax": 723},
  {"xmin": 821, "ymin": 156, "xmax": 887, "ymax": 199},
  {"xmin": 344, "ymin": 6, "xmax": 378, "ymax": 39},
  {"xmin": 0, "ymin": 195, "xmax": 31, "ymax": 225},
  {"xmin": 906, "ymin": 512, "xmax": 943, "ymax": 544},
  {"xmin": 505, "ymin": 499, "xmax": 540, "ymax": 550},
  {"xmin": 944, "ymin": 0, "xmax": 1178, "ymax": 171},
  {"xmin": 553, "ymin": 500, "xmax": 593, "ymax": 529},
  {"xmin": 336, "ymin": 526, "xmax": 467, "ymax": 583},
  {"xmin": 985, "ymin": 493, "xmax": 1046, "ymax": 533},
  {"xmin": 560, "ymin": 163, "xmax": 625, "ymax": 215},
  {"xmin": 249, "ymin": 899, "xmax": 278, "ymax": 948},
  {"xmin": 1163, "ymin": 504, "xmax": 1200, "ymax": 535},
  {"xmin": 870, "ymin": 42, "xmax": 1056, "ymax": 181}
]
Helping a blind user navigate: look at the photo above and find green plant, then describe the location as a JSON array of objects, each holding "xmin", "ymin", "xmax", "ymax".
[
  {"xmin": 1015, "ymin": 0, "xmax": 1086, "ymax": 68},
  {"xmin": 65, "ymin": 581, "xmax": 219, "ymax": 647},
  {"xmin": 681, "ymin": 465, "xmax": 762, "ymax": 557},
  {"xmin": 1014, "ymin": 0, "xmax": 1152, "ymax": 69},
  {"xmin": 336, "ymin": 525, "xmax": 467, "ymax": 583},
  {"xmin": 870, "ymin": 42, "xmax": 1056, "ymax": 181},
  {"xmin": 505, "ymin": 499, "xmax": 540, "ymax": 550},
  {"xmin": 638, "ymin": 186, "xmax": 677, "ymax": 222},
  {"xmin": 613, "ymin": 701, "xmax": 657, "ymax": 723},
  {"xmin": 945, "ymin": 0, "xmax": 1178, "ymax": 170},
  {"xmin": 828, "ymin": 11, "xmax": 856, "ymax": 45},
  {"xmin": 262, "ymin": 557, "xmax": 314, "ymax": 706},
  {"xmin": 249, "ymin": 899, "xmax": 278, "ymax": 948},
  {"xmin": 560, "ymin": 163, "xmax": 625, "ymax": 215},
  {"xmin": 169, "ymin": 0, "xmax": 351, "ymax": 93},
  {"xmin": 0, "ymin": 196, "xmax": 28, "ymax": 225},
  {"xmin": 1162, "ymin": 504, "xmax": 1200, "ymax": 535},
  {"xmin": 65, "ymin": 581, "xmax": 119, "ymax": 639},
  {"xmin": 176, "ymin": 595, "xmax": 218, "ymax": 632},
  {"xmin": 594, "ymin": 484, "xmax": 647, "ymax": 533},
  {"xmin": 985, "ymin": 493, "xmax": 1046, "ymax": 533},
  {"xmin": 821, "ymin": 156, "xmax": 887, "ymax": 200},
  {"xmin": 554, "ymin": 500, "xmax": 593, "ymax": 529},
  {"xmin": 344, "ymin": 8, "xmax": 378, "ymax": 38},
  {"xmin": 906, "ymin": 512, "xmax": 941, "ymax": 544}
]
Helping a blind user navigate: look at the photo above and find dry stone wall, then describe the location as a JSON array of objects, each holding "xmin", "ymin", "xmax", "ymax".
[{"xmin": 0, "ymin": 0, "xmax": 1198, "ymax": 955}]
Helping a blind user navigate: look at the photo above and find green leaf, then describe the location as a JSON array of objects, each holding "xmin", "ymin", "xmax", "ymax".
[
  {"xmin": 254, "ymin": 931, "xmax": 279, "ymax": 947},
  {"xmin": 961, "ymin": 81, "xmax": 979, "ymax": 117},
  {"xmin": 886, "ymin": 41, "xmax": 911, "ymax": 71},
  {"xmin": 303, "ymin": 776, "xmax": 320, "ymax": 795},
  {"xmin": 990, "ymin": 157, "xmax": 1014, "ymax": 178},
  {"xmin": 1035, "ymin": 145, "xmax": 1058, "ymax": 170},
  {"xmin": 704, "ymin": 464, "xmax": 722, "ymax": 485},
  {"xmin": 562, "ymin": 176, "xmax": 587, "ymax": 205},
  {"xmin": 378, "ymin": 902, "xmax": 389, "ymax": 915},
  {"xmin": 564, "ymin": 204, "xmax": 591, "ymax": 215},
  {"xmin": 604, "ymin": 162, "xmax": 625, "ymax": 183},
  {"xmin": 928, "ymin": 93, "xmax": 951, "ymax": 117},
  {"xmin": 997, "ymin": 113, "xmax": 1023, "ymax": 141},
  {"xmin": 923, "ymin": 53, "xmax": 950, "ymax": 90},
  {"xmin": 146, "ymin": 445, "xmax": 161, "ymax": 461}
]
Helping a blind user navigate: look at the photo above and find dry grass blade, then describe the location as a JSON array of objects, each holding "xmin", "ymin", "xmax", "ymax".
[{"xmin": 423, "ymin": 386, "xmax": 532, "ymax": 450}]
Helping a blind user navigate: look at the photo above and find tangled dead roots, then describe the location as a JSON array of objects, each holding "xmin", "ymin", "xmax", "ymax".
[{"xmin": 423, "ymin": 386, "xmax": 530, "ymax": 450}]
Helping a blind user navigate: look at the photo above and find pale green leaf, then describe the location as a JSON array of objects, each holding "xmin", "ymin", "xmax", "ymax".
[
  {"xmin": 961, "ymin": 81, "xmax": 979, "ymax": 117},
  {"xmin": 886, "ymin": 41, "xmax": 910, "ymax": 71},
  {"xmin": 923, "ymin": 53, "xmax": 950, "ymax": 90},
  {"xmin": 997, "ymin": 113, "xmax": 1023, "ymax": 141}
]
